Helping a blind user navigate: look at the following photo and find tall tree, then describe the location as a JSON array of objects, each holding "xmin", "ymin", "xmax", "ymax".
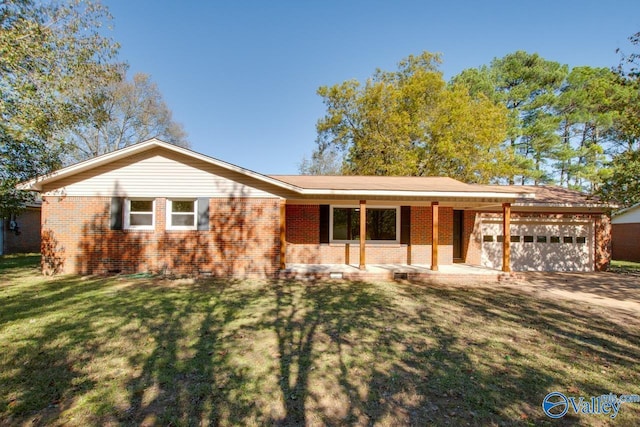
[
  {"xmin": 596, "ymin": 31, "xmax": 640, "ymax": 207},
  {"xmin": 453, "ymin": 51, "xmax": 568, "ymax": 184},
  {"xmin": 313, "ymin": 52, "xmax": 509, "ymax": 182},
  {"xmin": 612, "ymin": 31, "xmax": 640, "ymax": 149},
  {"xmin": 555, "ymin": 66, "xmax": 631, "ymax": 191},
  {"xmin": 0, "ymin": 0, "xmax": 120, "ymax": 216},
  {"xmin": 65, "ymin": 71, "xmax": 189, "ymax": 162}
]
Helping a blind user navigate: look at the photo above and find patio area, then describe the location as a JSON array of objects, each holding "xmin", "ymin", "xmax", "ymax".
[{"xmin": 279, "ymin": 263, "xmax": 517, "ymax": 283}]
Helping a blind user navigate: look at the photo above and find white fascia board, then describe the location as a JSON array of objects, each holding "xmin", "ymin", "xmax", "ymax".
[
  {"xmin": 612, "ymin": 202, "xmax": 640, "ymax": 218},
  {"xmin": 515, "ymin": 202, "xmax": 611, "ymax": 210}
]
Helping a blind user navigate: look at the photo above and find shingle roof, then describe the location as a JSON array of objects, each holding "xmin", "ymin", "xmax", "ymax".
[
  {"xmin": 269, "ymin": 175, "xmax": 520, "ymax": 194},
  {"xmin": 19, "ymin": 138, "xmax": 609, "ymax": 210},
  {"xmin": 507, "ymin": 185, "xmax": 607, "ymax": 206}
]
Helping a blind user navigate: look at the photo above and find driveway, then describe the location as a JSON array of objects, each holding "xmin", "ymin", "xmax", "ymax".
[{"xmin": 505, "ymin": 271, "xmax": 640, "ymax": 319}]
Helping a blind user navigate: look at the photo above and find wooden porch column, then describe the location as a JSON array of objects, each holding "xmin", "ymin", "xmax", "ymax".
[
  {"xmin": 345, "ymin": 243, "xmax": 350, "ymax": 265},
  {"xmin": 359, "ymin": 200, "xmax": 366, "ymax": 269},
  {"xmin": 502, "ymin": 202, "xmax": 511, "ymax": 273},
  {"xmin": 431, "ymin": 202, "xmax": 439, "ymax": 271},
  {"xmin": 279, "ymin": 199, "xmax": 286, "ymax": 270}
]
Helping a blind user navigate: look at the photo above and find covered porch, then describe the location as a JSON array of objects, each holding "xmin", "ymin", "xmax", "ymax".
[
  {"xmin": 278, "ymin": 198, "xmax": 518, "ymax": 276},
  {"xmin": 269, "ymin": 175, "xmax": 535, "ymax": 279}
]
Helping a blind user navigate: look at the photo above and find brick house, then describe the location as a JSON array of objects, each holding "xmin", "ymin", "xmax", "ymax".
[
  {"xmin": 20, "ymin": 139, "xmax": 611, "ymax": 278},
  {"xmin": 612, "ymin": 203, "xmax": 640, "ymax": 262},
  {"xmin": 0, "ymin": 203, "xmax": 41, "ymax": 255}
]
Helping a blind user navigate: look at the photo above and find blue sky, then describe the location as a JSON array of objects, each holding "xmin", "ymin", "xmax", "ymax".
[{"xmin": 103, "ymin": 0, "xmax": 639, "ymax": 174}]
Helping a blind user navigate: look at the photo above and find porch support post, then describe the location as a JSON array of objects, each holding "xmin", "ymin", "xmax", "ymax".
[
  {"xmin": 345, "ymin": 243, "xmax": 350, "ymax": 265},
  {"xmin": 359, "ymin": 200, "xmax": 366, "ymax": 270},
  {"xmin": 431, "ymin": 202, "xmax": 439, "ymax": 271},
  {"xmin": 279, "ymin": 199, "xmax": 286, "ymax": 270},
  {"xmin": 502, "ymin": 202, "xmax": 511, "ymax": 273}
]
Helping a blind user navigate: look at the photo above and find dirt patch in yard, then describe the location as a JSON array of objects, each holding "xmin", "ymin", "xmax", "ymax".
[{"xmin": 504, "ymin": 271, "xmax": 640, "ymax": 324}]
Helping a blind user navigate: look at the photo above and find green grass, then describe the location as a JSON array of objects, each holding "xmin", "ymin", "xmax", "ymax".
[
  {"xmin": 1, "ymin": 255, "xmax": 639, "ymax": 426},
  {"xmin": 610, "ymin": 259, "xmax": 640, "ymax": 274}
]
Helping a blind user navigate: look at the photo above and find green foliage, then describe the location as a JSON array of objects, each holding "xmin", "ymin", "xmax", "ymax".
[
  {"xmin": 597, "ymin": 149, "xmax": 640, "ymax": 208},
  {"xmin": 454, "ymin": 51, "xmax": 568, "ymax": 184},
  {"xmin": 613, "ymin": 33, "xmax": 640, "ymax": 151},
  {"xmin": 313, "ymin": 45, "xmax": 640, "ymax": 194},
  {"xmin": 423, "ymin": 83, "xmax": 511, "ymax": 182},
  {"xmin": 452, "ymin": 50, "xmax": 640, "ymax": 193},
  {"xmin": 314, "ymin": 52, "xmax": 509, "ymax": 182},
  {"xmin": 554, "ymin": 66, "xmax": 634, "ymax": 191},
  {"xmin": 0, "ymin": 0, "xmax": 121, "ymax": 216}
]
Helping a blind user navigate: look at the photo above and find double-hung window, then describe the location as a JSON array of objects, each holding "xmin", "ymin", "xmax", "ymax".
[
  {"xmin": 166, "ymin": 199, "xmax": 197, "ymax": 230},
  {"xmin": 330, "ymin": 206, "xmax": 399, "ymax": 243},
  {"xmin": 125, "ymin": 199, "xmax": 155, "ymax": 230}
]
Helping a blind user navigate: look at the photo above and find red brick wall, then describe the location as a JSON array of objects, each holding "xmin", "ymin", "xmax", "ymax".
[
  {"xmin": 594, "ymin": 214, "xmax": 611, "ymax": 271},
  {"xmin": 3, "ymin": 208, "xmax": 41, "ymax": 254},
  {"xmin": 612, "ymin": 223, "xmax": 640, "ymax": 262},
  {"xmin": 41, "ymin": 196, "xmax": 281, "ymax": 278},
  {"xmin": 286, "ymin": 205, "xmax": 319, "ymax": 244},
  {"xmin": 285, "ymin": 204, "xmax": 455, "ymax": 266}
]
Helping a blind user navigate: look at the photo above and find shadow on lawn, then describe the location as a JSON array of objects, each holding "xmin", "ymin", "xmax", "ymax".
[
  {"xmin": 265, "ymin": 281, "xmax": 558, "ymax": 426},
  {"xmin": 0, "ymin": 274, "xmax": 108, "ymax": 424},
  {"xmin": 2, "ymin": 262, "xmax": 640, "ymax": 426}
]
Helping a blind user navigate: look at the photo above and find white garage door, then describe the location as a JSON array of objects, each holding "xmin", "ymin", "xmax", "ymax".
[{"xmin": 480, "ymin": 218, "xmax": 594, "ymax": 272}]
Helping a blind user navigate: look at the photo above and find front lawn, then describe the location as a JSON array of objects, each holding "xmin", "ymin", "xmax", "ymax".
[
  {"xmin": 610, "ymin": 259, "xmax": 640, "ymax": 274},
  {"xmin": 1, "ymin": 254, "xmax": 639, "ymax": 426}
]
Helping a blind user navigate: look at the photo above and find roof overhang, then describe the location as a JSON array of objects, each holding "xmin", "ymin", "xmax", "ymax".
[
  {"xmin": 612, "ymin": 202, "xmax": 640, "ymax": 218},
  {"xmin": 23, "ymin": 139, "xmax": 600, "ymax": 209},
  {"xmin": 18, "ymin": 138, "xmax": 533, "ymax": 204}
]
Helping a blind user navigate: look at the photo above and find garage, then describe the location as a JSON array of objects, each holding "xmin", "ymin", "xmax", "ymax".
[{"xmin": 480, "ymin": 217, "xmax": 594, "ymax": 272}]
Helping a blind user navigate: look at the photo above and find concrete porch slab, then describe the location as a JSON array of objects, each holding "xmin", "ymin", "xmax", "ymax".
[{"xmin": 278, "ymin": 263, "xmax": 515, "ymax": 283}]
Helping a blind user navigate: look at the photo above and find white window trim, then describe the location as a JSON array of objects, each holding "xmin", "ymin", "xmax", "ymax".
[
  {"xmin": 124, "ymin": 198, "xmax": 155, "ymax": 230},
  {"xmin": 166, "ymin": 199, "xmax": 198, "ymax": 231},
  {"xmin": 329, "ymin": 205, "xmax": 400, "ymax": 244}
]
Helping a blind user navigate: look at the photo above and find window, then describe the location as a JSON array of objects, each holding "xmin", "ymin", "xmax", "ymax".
[
  {"xmin": 332, "ymin": 207, "xmax": 359, "ymax": 240},
  {"xmin": 524, "ymin": 235, "xmax": 534, "ymax": 243},
  {"xmin": 125, "ymin": 199, "xmax": 155, "ymax": 230},
  {"xmin": 510, "ymin": 235, "xmax": 521, "ymax": 243},
  {"xmin": 483, "ymin": 235, "xmax": 494, "ymax": 242},
  {"xmin": 167, "ymin": 199, "xmax": 197, "ymax": 230},
  {"xmin": 331, "ymin": 206, "xmax": 399, "ymax": 242},
  {"xmin": 576, "ymin": 236, "xmax": 586, "ymax": 244},
  {"xmin": 536, "ymin": 236, "xmax": 547, "ymax": 243},
  {"xmin": 367, "ymin": 208, "xmax": 397, "ymax": 240},
  {"xmin": 563, "ymin": 236, "xmax": 574, "ymax": 244},
  {"xmin": 550, "ymin": 236, "xmax": 561, "ymax": 243}
]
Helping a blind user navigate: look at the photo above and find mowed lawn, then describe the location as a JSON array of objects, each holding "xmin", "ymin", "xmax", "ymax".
[{"xmin": 1, "ymin": 255, "xmax": 639, "ymax": 426}]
